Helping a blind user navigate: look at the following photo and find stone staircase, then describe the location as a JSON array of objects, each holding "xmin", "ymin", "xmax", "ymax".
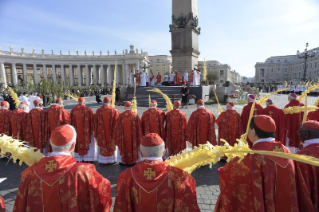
[{"xmin": 125, "ymin": 86, "xmax": 184, "ymax": 107}]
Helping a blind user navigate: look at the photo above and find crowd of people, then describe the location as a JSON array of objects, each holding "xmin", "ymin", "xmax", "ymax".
[
  {"xmin": 1, "ymin": 88, "xmax": 319, "ymax": 211},
  {"xmin": 130, "ymin": 69, "xmax": 203, "ymax": 87}
]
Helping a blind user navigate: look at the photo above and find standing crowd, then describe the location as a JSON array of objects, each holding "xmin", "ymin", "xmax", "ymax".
[{"xmin": 1, "ymin": 89, "xmax": 319, "ymax": 211}]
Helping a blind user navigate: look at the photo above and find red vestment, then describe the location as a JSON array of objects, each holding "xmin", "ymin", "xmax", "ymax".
[
  {"xmin": 263, "ymin": 105, "xmax": 286, "ymax": 143},
  {"xmin": 308, "ymin": 103, "xmax": 319, "ymax": 122},
  {"xmin": 240, "ymin": 102, "xmax": 264, "ymax": 146},
  {"xmin": 175, "ymin": 72, "xmax": 180, "ymax": 85},
  {"xmin": 165, "ymin": 109, "xmax": 187, "ymax": 156},
  {"xmin": 114, "ymin": 160, "xmax": 200, "ymax": 212},
  {"xmin": 284, "ymin": 100, "xmax": 304, "ymax": 148},
  {"xmin": 70, "ymin": 104, "xmax": 94, "ymax": 156},
  {"xmin": 216, "ymin": 109, "xmax": 243, "ymax": 146},
  {"xmin": 294, "ymin": 144, "xmax": 319, "ymax": 212},
  {"xmin": 114, "ymin": 110, "xmax": 143, "ymax": 164},
  {"xmin": 11, "ymin": 109, "xmax": 26, "ymax": 140},
  {"xmin": 187, "ymin": 108, "xmax": 216, "ymax": 146},
  {"xmin": 13, "ymin": 156, "xmax": 112, "ymax": 212},
  {"xmin": 150, "ymin": 74, "xmax": 154, "ymax": 82},
  {"xmin": 25, "ymin": 108, "xmax": 48, "ymax": 152},
  {"xmin": 0, "ymin": 196, "xmax": 4, "ymax": 212},
  {"xmin": 0, "ymin": 109, "xmax": 12, "ymax": 135},
  {"xmin": 190, "ymin": 72, "xmax": 194, "ymax": 83},
  {"xmin": 141, "ymin": 108, "xmax": 165, "ymax": 139},
  {"xmin": 47, "ymin": 105, "xmax": 70, "ymax": 152},
  {"xmin": 156, "ymin": 74, "xmax": 161, "ymax": 84},
  {"xmin": 94, "ymin": 105, "xmax": 120, "ymax": 156},
  {"xmin": 215, "ymin": 141, "xmax": 298, "ymax": 211}
]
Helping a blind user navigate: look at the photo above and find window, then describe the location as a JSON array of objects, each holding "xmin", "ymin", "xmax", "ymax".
[
  {"xmin": 277, "ymin": 67, "xmax": 280, "ymax": 72},
  {"xmin": 277, "ymin": 74, "xmax": 279, "ymax": 78},
  {"xmin": 311, "ymin": 63, "xmax": 313, "ymax": 68},
  {"xmin": 220, "ymin": 70, "xmax": 224, "ymax": 75},
  {"xmin": 271, "ymin": 69, "xmax": 273, "ymax": 73},
  {"xmin": 315, "ymin": 62, "xmax": 317, "ymax": 68},
  {"xmin": 285, "ymin": 68, "xmax": 287, "ymax": 72}
]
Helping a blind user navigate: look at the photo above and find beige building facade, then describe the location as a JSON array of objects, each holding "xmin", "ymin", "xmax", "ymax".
[{"xmin": 255, "ymin": 47, "xmax": 319, "ymax": 83}]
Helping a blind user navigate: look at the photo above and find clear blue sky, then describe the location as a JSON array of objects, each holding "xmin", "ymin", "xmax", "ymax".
[{"xmin": 1, "ymin": 0, "xmax": 319, "ymax": 77}]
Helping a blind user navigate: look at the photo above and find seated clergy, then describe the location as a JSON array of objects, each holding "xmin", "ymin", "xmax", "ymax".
[{"xmin": 114, "ymin": 133, "xmax": 200, "ymax": 212}]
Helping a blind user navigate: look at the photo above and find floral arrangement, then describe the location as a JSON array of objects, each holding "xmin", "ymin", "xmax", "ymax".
[
  {"xmin": 229, "ymin": 93, "xmax": 238, "ymax": 99},
  {"xmin": 189, "ymin": 94, "xmax": 197, "ymax": 99}
]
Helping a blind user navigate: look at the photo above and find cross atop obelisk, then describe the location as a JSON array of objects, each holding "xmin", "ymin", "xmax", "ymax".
[{"xmin": 170, "ymin": 0, "xmax": 200, "ymax": 74}]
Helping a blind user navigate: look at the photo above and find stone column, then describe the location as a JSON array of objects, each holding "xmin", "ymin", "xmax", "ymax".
[
  {"xmin": 135, "ymin": 62, "xmax": 139, "ymax": 72},
  {"xmin": 85, "ymin": 65, "xmax": 90, "ymax": 85},
  {"xmin": 77, "ymin": 65, "xmax": 82, "ymax": 86},
  {"xmin": 126, "ymin": 64, "xmax": 130, "ymax": 85},
  {"xmin": 61, "ymin": 65, "xmax": 65, "ymax": 85},
  {"xmin": 33, "ymin": 64, "xmax": 38, "ymax": 85},
  {"xmin": 69, "ymin": 64, "xmax": 74, "ymax": 86},
  {"xmin": 52, "ymin": 65, "xmax": 57, "ymax": 84},
  {"xmin": 0, "ymin": 62, "xmax": 7, "ymax": 88},
  {"xmin": 115, "ymin": 63, "xmax": 119, "ymax": 83},
  {"xmin": 100, "ymin": 65, "xmax": 105, "ymax": 85},
  {"xmin": 107, "ymin": 65, "xmax": 112, "ymax": 84},
  {"xmin": 43, "ymin": 65, "xmax": 47, "ymax": 79},
  {"xmin": 93, "ymin": 65, "xmax": 97, "ymax": 84},
  {"xmin": 122, "ymin": 63, "xmax": 126, "ymax": 85},
  {"xmin": 12, "ymin": 63, "xmax": 18, "ymax": 86},
  {"xmin": 22, "ymin": 64, "xmax": 27, "ymax": 83}
]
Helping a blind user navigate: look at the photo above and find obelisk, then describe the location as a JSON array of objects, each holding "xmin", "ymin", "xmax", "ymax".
[{"xmin": 170, "ymin": 0, "xmax": 200, "ymax": 74}]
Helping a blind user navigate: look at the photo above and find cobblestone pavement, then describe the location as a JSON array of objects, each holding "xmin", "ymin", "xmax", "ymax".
[{"xmin": 1, "ymin": 92, "xmax": 317, "ymax": 211}]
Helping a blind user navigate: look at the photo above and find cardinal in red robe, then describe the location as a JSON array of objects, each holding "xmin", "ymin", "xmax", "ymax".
[
  {"xmin": 190, "ymin": 71, "xmax": 194, "ymax": 86},
  {"xmin": 165, "ymin": 101, "xmax": 188, "ymax": 156},
  {"xmin": 47, "ymin": 98, "xmax": 70, "ymax": 152},
  {"xmin": 294, "ymin": 120, "xmax": 319, "ymax": 211},
  {"xmin": 263, "ymin": 99, "xmax": 286, "ymax": 143},
  {"xmin": 11, "ymin": 102, "xmax": 28, "ymax": 140},
  {"xmin": 25, "ymin": 99, "xmax": 48, "ymax": 153},
  {"xmin": 215, "ymin": 115, "xmax": 298, "ymax": 211},
  {"xmin": 284, "ymin": 93, "xmax": 304, "ymax": 149},
  {"xmin": 114, "ymin": 133, "xmax": 200, "ymax": 212},
  {"xmin": 70, "ymin": 97, "xmax": 95, "ymax": 162},
  {"xmin": 216, "ymin": 101, "xmax": 243, "ymax": 146},
  {"xmin": 141, "ymin": 100, "xmax": 165, "ymax": 139},
  {"xmin": 0, "ymin": 196, "xmax": 5, "ymax": 212},
  {"xmin": 307, "ymin": 101, "xmax": 319, "ymax": 121},
  {"xmin": 94, "ymin": 97, "xmax": 120, "ymax": 164},
  {"xmin": 114, "ymin": 101, "xmax": 143, "ymax": 164},
  {"xmin": 0, "ymin": 101, "xmax": 12, "ymax": 136},
  {"xmin": 156, "ymin": 72, "xmax": 161, "ymax": 85},
  {"xmin": 241, "ymin": 94, "xmax": 263, "ymax": 146},
  {"xmin": 13, "ymin": 125, "xmax": 112, "ymax": 212},
  {"xmin": 187, "ymin": 99, "xmax": 216, "ymax": 146},
  {"xmin": 175, "ymin": 71, "xmax": 180, "ymax": 85}
]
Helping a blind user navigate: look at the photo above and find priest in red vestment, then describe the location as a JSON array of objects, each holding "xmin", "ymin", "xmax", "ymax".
[
  {"xmin": 94, "ymin": 96, "xmax": 120, "ymax": 164},
  {"xmin": 11, "ymin": 102, "xmax": 27, "ymax": 140},
  {"xmin": 70, "ymin": 97, "xmax": 95, "ymax": 162},
  {"xmin": 307, "ymin": 101, "xmax": 319, "ymax": 122},
  {"xmin": 165, "ymin": 101, "xmax": 188, "ymax": 156},
  {"xmin": 141, "ymin": 100, "xmax": 165, "ymax": 139},
  {"xmin": 216, "ymin": 101, "xmax": 243, "ymax": 146},
  {"xmin": 240, "ymin": 94, "xmax": 263, "ymax": 146},
  {"xmin": 25, "ymin": 99, "xmax": 48, "ymax": 154},
  {"xmin": 47, "ymin": 98, "xmax": 70, "ymax": 152},
  {"xmin": 294, "ymin": 120, "xmax": 319, "ymax": 212},
  {"xmin": 114, "ymin": 133, "xmax": 200, "ymax": 212},
  {"xmin": 263, "ymin": 98, "xmax": 286, "ymax": 143},
  {"xmin": 175, "ymin": 71, "xmax": 180, "ymax": 85},
  {"xmin": 156, "ymin": 72, "xmax": 161, "ymax": 85},
  {"xmin": 190, "ymin": 70, "xmax": 194, "ymax": 86},
  {"xmin": 187, "ymin": 99, "xmax": 216, "ymax": 146},
  {"xmin": 13, "ymin": 125, "xmax": 112, "ymax": 212},
  {"xmin": 0, "ymin": 101, "xmax": 12, "ymax": 136},
  {"xmin": 215, "ymin": 115, "xmax": 298, "ymax": 211},
  {"xmin": 284, "ymin": 93, "xmax": 304, "ymax": 150},
  {"xmin": 114, "ymin": 101, "xmax": 143, "ymax": 164}
]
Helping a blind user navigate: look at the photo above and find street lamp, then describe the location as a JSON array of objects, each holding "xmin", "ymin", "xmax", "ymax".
[{"xmin": 296, "ymin": 43, "xmax": 317, "ymax": 81}]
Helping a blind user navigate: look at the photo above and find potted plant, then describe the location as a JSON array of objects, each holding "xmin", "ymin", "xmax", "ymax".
[
  {"xmin": 229, "ymin": 93, "xmax": 238, "ymax": 103},
  {"xmin": 188, "ymin": 94, "xmax": 197, "ymax": 104}
]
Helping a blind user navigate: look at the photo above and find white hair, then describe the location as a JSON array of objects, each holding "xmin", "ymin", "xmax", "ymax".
[
  {"xmin": 227, "ymin": 104, "xmax": 234, "ymax": 109},
  {"xmin": 50, "ymin": 125, "xmax": 77, "ymax": 151},
  {"xmin": 78, "ymin": 101, "xmax": 85, "ymax": 104},
  {"xmin": 150, "ymin": 103, "xmax": 157, "ymax": 107},
  {"xmin": 1, "ymin": 102, "xmax": 9, "ymax": 109},
  {"xmin": 140, "ymin": 142, "xmax": 165, "ymax": 157},
  {"xmin": 103, "ymin": 102, "xmax": 110, "ymax": 105},
  {"xmin": 288, "ymin": 95, "xmax": 296, "ymax": 100},
  {"xmin": 18, "ymin": 104, "xmax": 26, "ymax": 109}
]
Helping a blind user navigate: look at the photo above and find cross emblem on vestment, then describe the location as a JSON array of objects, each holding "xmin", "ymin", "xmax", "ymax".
[
  {"xmin": 45, "ymin": 160, "xmax": 57, "ymax": 172},
  {"xmin": 144, "ymin": 168, "xmax": 156, "ymax": 180},
  {"xmin": 269, "ymin": 111, "xmax": 273, "ymax": 117},
  {"xmin": 273, "ymin": 146, "xmax": 283, "ymax": 152}
]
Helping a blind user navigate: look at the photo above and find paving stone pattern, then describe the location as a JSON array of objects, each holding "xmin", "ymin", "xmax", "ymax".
[{"xmin": 0, "ymin": 93, "xmax": 316, "ymax": 211}]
